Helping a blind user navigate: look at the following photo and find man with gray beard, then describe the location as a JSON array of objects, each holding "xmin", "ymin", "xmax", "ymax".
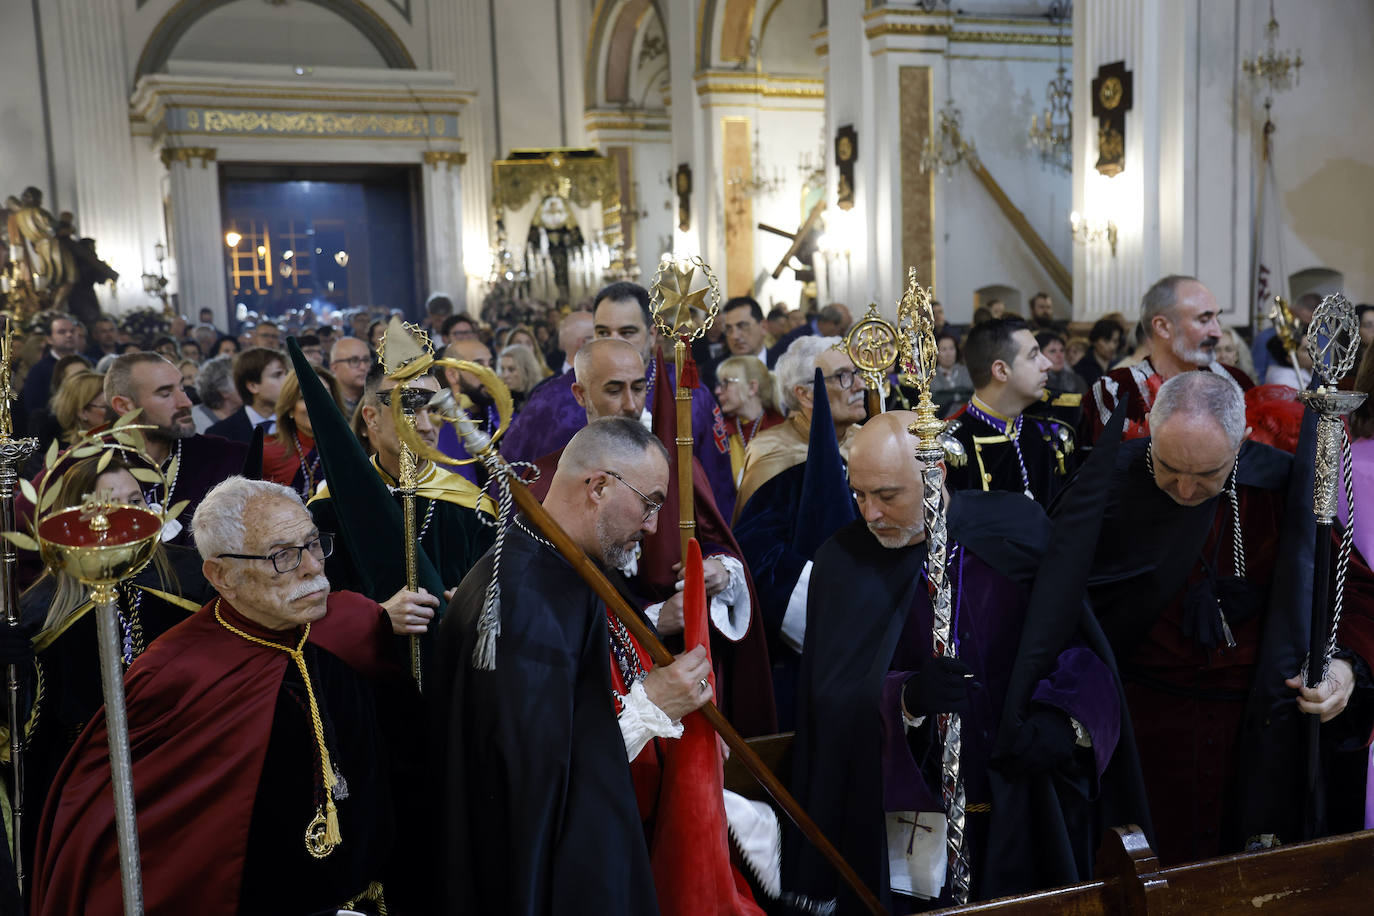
[
  {"xmin": 786, "ymin": 413, "xmax": 1131, "ymax": 912},
  {"xmin": 1085, "ymin": 275, "xmax": 1253, "ymax": 444},
  {"xmin": 434, "ymin": 417, "xmax": 713, "ymax": 913}
]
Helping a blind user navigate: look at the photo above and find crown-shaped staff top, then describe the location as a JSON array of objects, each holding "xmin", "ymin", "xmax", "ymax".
[
  {"xmin": 1306, "ymin": 292, "xmax": 1360, "ymax": 386},
  {"xmin": 895, "ymin": 267, "xmax": 944, "ymax": 452},
  {"xmin": 650, "ymin": 255, "xmax": 721, "ymax": 341},
  {"xmin": 380, "ymin": 316, "xmax": 434, "ymax": 378}
]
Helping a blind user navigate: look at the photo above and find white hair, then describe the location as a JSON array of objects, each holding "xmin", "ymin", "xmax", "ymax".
[
  {"xmin": 192, "ymin": 477, "xmax": 304, "ymax": 560},
  {"xmin": 1151, "ymin": 371, "xmax": 1246, "ymax": 448},
  {"xmin": 775, "ymin": 335, "xmax": 842, "ymax": 412}
]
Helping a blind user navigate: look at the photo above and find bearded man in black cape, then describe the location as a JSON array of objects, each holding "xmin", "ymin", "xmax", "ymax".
[
  {"xmin": 432, "ymin": 417, "xmax": 715, "ymax": 914},
  {"xmin": 786, "ymin": 411, "xmax": 1149, "ymax": 913}
]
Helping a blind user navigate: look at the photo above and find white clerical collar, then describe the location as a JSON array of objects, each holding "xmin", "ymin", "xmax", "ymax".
[{"xmin": 245, "ymin": 404, "xmax": 276, "ymax": 432}]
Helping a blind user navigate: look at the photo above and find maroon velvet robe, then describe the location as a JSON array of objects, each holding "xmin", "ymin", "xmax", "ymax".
[{"xmin": 31, "ymin": 592, "xmax": 393, "ymax": 916}]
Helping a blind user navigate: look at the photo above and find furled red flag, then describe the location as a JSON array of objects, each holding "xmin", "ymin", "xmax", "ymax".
[{"xmin": 651, "ymin": 538, "xmax": 765, "ymax": 916}]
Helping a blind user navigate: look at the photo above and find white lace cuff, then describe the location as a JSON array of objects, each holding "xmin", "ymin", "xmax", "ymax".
[
  {"xmin": 706, "ymin": 554, "xmax": 750, "ymax": 642},
  {"xmin": 780, "ymin": 560, "xmax": 812, "ymax": 654},
  {"xmin": 619, "ymin": 680, "xmax": 683, "ymax": 760}
]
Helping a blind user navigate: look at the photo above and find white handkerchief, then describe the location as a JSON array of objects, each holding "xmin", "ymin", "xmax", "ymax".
[{"xmin": 886, "ymin": 810, "xmax": 947, "ymax": 901}]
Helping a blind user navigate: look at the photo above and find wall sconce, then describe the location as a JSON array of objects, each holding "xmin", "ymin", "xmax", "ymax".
[{"xmin": 1070, "ymin": 211, "xmax": 1118, "ymax": 257}]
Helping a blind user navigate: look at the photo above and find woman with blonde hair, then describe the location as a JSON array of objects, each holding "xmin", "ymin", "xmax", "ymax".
[
  {"xmin": 19, "ymin": 452, "xmax": 211, "ymax": 847},
  {"xmin": 502, "ymin": 323, "xmax": 554, "ymax": 378},
  {"xmin": 712, "ymin": 354, "xmax": 785, "ymax": 485},
  {"xmin": 50, "ymin": 369, "xmax": 110, "ymax": 446},
  {"xmin": 261, "ymin": 366, "xmax": 346, "ymax": 496},
  {"xmin": 497, "ymin": 343, "xmax": 543, "ymax": 412}
]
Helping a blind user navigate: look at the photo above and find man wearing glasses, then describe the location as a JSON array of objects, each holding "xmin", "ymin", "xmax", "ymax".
[
  {"xmin": 735, "ymin": 334, "xmax": 866, "ymax": 516},
  {"xmin": 32, "ymin": 477, "xmax": 439, "ymax": 914},
  {"xmin": 307, "ymin": 359, "xmax": 496, "ymax": 686},
  {"xmin": 525, "ymin": 338, "xmax": 775, "ymax": 737},
  {"xmin": 329, "ymin": 337, "xmax": 373, "ymax": 416},
  {"xmin": 435, "ymin": 417, "xmax": 719, "ymax": 912}
]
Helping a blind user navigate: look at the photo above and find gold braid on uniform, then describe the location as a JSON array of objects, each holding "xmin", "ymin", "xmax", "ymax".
[{"xmin": 213, "ymin": 599, "xmax": 344, "ymax": 858}]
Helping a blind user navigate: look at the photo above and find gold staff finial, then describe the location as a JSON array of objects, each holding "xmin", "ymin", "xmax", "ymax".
[{"xmin": 895, "ymin": 267, "xmax": 943, "ymax": 453}]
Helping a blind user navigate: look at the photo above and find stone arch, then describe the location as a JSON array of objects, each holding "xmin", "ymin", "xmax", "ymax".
[
  {"xmin": 135, "ymin": 0, "xmax": 415, "ymax": 84},
  {"xmin": 975, "ymin": 284, "xmax": 1022, "ymax": 316},
  {"xmin": 586, "ymin": 0, "xmax": 668, "ymax": 108},
  {"xmin": 1288, "ymin": 266, "xmax": 1345, "ymax": 304}
]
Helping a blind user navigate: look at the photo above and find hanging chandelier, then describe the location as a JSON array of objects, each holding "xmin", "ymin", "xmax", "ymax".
[
  {"xmin": 1028, "ymin": 11, "xmax": 1072, "ymax": 173},
  {"xmin": 920, "ymin": 99, "xmax": 979, "ymax": 178},
  {"xmin": 1241, "ymin": 0, "xmax": 1302, "ymax": 106},
  {"xmin": 728, "ymin": 123, "xmax": 784, "ymax": 199},
  {"xmin": 920, "ymin": 50, "xmax": 979, "ymax": 178}
]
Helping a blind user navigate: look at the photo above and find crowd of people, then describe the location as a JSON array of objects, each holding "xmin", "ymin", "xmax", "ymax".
[{"xmin": 1, "ymin": 274, "xmax": 1372, "ymax": 915}]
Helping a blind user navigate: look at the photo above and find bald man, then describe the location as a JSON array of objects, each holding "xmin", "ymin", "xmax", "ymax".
[
  {"xmin": 785, "ymin": 413, "xmax": 1127, "ymax": 912},
  {"xmin": 554, "ymin": 310, "xmax": 595, "ymax": 374},
  {"xmin": 527, "ymin": 338, "xmax": 775, "ymax": 736}
]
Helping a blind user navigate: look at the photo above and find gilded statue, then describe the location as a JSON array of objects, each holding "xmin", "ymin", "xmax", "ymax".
[{"xmin": 2, "ymin": 188, "xmax": 117, "ymax": 324}]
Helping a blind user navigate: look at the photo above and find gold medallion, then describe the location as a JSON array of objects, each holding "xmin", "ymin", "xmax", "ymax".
[{"xmin": 305, "ymin": 808, "xmax": 338, "ymax": 859}]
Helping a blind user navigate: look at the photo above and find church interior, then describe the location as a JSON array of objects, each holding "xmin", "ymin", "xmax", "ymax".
[
  {"xmin": 3, "ymin": 1, "xmax": 1374, "ymax": 914},
  {"xmin": 3, "ymin": 0, "xmax": 1366, "ymax": 329}
]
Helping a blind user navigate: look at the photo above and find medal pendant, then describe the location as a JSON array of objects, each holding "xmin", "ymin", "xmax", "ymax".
[{"xmin": 305, "ymin": 808, "xmax": 338, "ymax": 859}]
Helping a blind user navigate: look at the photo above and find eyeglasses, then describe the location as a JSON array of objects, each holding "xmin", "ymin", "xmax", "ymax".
[
  {"xmin": 218, "ymin": 533, "xmax": 334, "ymax": 574},
  {"xmin": 823, "ymin": 368, "xmax": 857, "ymax": 390},
  {"xmin": 376, "ymin": 387, "xmax": 437, "ymax": 412},
  {"xmin": 331, "ymin": 356, "xmax": 373, "ymax": 369},
  {"xmin": 715, "ymin": 376, "xmax": 744, "ymax": 388},
  {"xmin": 597, "ymin": 469, "xmax": 662, "ymax": 522}
]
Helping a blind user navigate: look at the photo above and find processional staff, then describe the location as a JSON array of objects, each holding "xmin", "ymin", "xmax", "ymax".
[
  {"xmin": 896, "ymin": 267, "xmax": 971, "ymax": 905},
  {"xmin": 0, "ymin": 318, "xmax": 37, "ymax": 894},
  {"xmin": 379, "ymin": 319, "xmax": 434, "ymax": 691},
  {"xmin": 391, "ymin": 358, "xmax": 887, "ymax": 915},
  {"xmin": 844, "ymin": 302, "xmax": 899, "ymax": 418},
  {"xmin": 648, "ymin": 256, "xmax": 721, "ymax": 559},
  {"xmin": 1296, "ymin": 293, "xmax": 1365, "ymax": 841},
  {"xmin": 6, "ymin": 419, "xmax": 191, "ymax": 916}
]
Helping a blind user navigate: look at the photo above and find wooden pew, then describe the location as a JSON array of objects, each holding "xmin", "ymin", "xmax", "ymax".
[{"xmin": 927, "ymin": 826, "xmax": 1374, "ymax": 916}]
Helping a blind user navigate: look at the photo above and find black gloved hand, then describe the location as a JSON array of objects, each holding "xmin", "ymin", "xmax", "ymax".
[
  {"xmin": 1001, "ymin": 706, "xmax": 1078, "ymax": 776},
  {"xmin": 902, "ymin": 656, "xmax": 976, "ymax": 718},
  {"xmin": 0, "ymin": 620, "xmax": 32, "ymax": 667}
]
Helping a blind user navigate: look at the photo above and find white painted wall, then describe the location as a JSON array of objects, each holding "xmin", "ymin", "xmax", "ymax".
[{"xmin": 939, "ymin": 50, "xmax": 1074, "ymax": 322}]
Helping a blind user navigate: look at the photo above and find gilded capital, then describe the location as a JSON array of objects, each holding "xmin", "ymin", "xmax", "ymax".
[
  {"xmin": 423, "ymin": 150, "xmax": 468, "ymax": 170},
  {"xmin": 160, "ymin": 147, "xmax": 218, "ymax": 169}
]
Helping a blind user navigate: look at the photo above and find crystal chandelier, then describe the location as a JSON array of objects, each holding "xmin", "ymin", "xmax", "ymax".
[
  {"xmin": 920, "ymin": 56, "xmax": 979, "ymax": 178},
  {"xmin": 920, "ymin": 101, "xmax": 979, "ymax": 178},
  {"xmin": 1028, "ymin": 12, "xmax": 1072, "ymax": 174},
  {"xmin": 1242, "ymin": 0, "xmax": 1302, "ymax": 105},
  {"xmin": 728, "ymin": 125, "xmax": 784, "ymax": 199}
]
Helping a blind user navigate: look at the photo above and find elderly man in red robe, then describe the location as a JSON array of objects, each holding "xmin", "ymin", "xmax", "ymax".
[{"xmin": 31, "ymin": 477, "xmax": 437, "ymax": 915}]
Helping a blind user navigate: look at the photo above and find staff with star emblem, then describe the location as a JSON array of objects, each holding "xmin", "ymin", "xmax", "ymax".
[{"xmin": 650, "ymin": 256, "xmax": 722, "ymax": 558}]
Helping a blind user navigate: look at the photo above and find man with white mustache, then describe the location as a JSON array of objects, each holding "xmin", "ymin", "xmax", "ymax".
[
  {"xmin": 31, "ymin": 477, "xmax": 439, "ymax": 915},
  {"xmin": 1086, "ymin": 275, "xmax": 1253, "ymax": 444}
]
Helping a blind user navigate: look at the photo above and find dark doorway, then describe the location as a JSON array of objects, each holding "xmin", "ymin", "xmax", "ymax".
[{"xmin": 220, "ymin": 163, "xmax": 423, "ymax": 320}]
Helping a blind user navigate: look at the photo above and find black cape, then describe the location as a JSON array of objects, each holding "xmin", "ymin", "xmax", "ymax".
[
  {"xmin": 431, "ymin": 524, "xmax": 658, "ymax": 914},
  {"xmin": 787, "ymin": 493, "xmax": 1147, "ymax": 911}
]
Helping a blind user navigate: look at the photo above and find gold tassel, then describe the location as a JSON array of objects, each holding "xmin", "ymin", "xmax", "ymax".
[{"xmin": 324, "ymin": 798, "xmax": 343, "ymax": 846}]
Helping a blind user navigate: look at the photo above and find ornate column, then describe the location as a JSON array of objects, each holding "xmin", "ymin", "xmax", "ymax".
[
  {"xmin": 429, "ymin": 1, "xmax": 492, "ymax": 311},
  {"xmin": 53, "ymin": 0, "xmax": 144, "ymax": 306},
  {"xmin": 422, "ymin": 152, "xmax": 467, "ymax": 304},
  {"xmin": 1073, "ymin": 0, "xmax": 1197, "ymax": 320},
  {"xmin": 162, "ymin": 149, "xmax": 225, "ymax": 327}
]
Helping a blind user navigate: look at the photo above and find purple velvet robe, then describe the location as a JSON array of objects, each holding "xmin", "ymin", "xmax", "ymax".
[{"xmin": 498, "ymin": 365, "xmax": 737, "ymax": 519}]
